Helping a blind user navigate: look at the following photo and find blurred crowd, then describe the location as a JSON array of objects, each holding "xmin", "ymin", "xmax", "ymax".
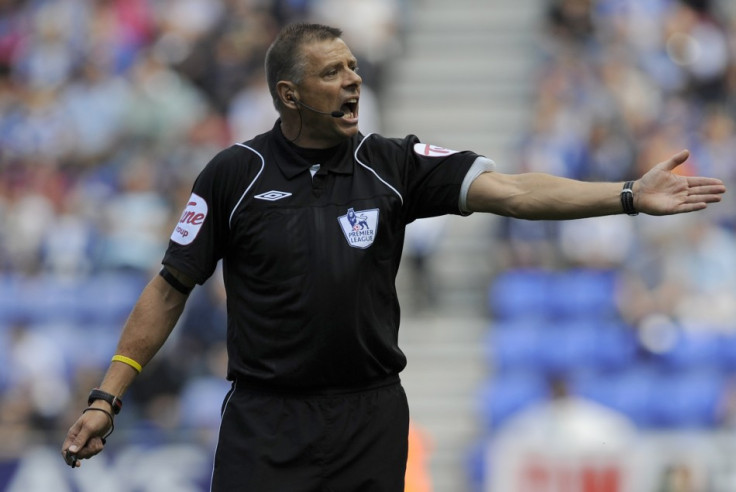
[
  {"xmin": 2, "ymin": 0, "xmax": 736, "ymax": 475},
  {"xmin": 475, "ymin": 1, "xmax": 736, "ymax": 489},
  {"xmin": 0, "ymin": 0, "xmax": 406, "ymax": 456},
  {"xmin": 496, "ymin": 0, "xmax": 736, "ymax": 342}
]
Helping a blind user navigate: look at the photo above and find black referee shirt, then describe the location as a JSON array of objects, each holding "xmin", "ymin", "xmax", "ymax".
[{"xmin": 163, "ymin": 121, "xmax": 484, "ymax": 390}]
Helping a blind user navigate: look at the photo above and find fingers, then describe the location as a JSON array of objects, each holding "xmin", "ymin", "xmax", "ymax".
[
  {"xmin": 652, "ymin": 147, "xmax": 729, "ymax": 192},
  {"xmin": 76, "ymin": 436, "xmax": 106, "ymax": 458},
  {"xmin": 61, "ymin": 420, "xmax": 83, "ymax": 467},
  {"xmin": 61, "ymin": 437, "xmax": 83, "ymax": 468},
  {"xmin": 687, "ymin": 194, "xmax": 723, "ymax": 205},
  {"xmin": 684, "ymin": 180, "xmax": 727, "ymax": 205},
  {"xmin": 61, "ymin": 417, "xmax": 108, "ymax": 468},
  {"xmin": 658, "ymin": 149, "xmax": 690, "ymax": 171},
  {"xmin": 62, "ymin": 436, "xmax": 106, "ymax": 468},
  {"xmin": 665, "ymin": 186, "xmax": 724, "ymax": 215},
  {"xmin": 668, "ymin": 181, "xmax": 724, "ymax": 215},
  {"xmin": 686, "ymin": 178, "xmax": 727, "ymax": 192}
]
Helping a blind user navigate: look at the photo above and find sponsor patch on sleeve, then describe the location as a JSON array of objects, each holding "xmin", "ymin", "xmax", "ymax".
[
  {"xmin": 171, "ymin": 193, "xmax": 208, "ymax": 245},
  {"xmin": 413, "ymin": 143, "xmax": 459, "ymax": 157}
]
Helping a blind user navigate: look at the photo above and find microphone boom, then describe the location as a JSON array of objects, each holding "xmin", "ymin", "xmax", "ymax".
[{"xmin": 294, "ymin": 98, "xmax": 345, "ymax": 118}]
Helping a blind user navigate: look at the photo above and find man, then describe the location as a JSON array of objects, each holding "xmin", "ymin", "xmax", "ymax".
[{"xmin": 61, "ymin": 23, "xmax": 726, "ymax": 491}]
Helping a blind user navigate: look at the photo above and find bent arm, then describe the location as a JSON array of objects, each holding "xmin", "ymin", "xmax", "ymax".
[
  {"xmin": 61, "ymin": 268, "xmax": 194, "ymax": 466},
  {"xmin": 99, "ymin": 270, "xmax": 192, "ymax": 397}
]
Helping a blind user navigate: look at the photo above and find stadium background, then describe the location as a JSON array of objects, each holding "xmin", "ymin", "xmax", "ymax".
[{"xmin": 1, "ymin": 0, "xmax": 736, "ymax": 491}]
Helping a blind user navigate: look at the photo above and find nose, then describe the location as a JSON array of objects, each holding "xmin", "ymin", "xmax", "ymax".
[{"xmin": 345, "ymin": 69, "xmax": 362, "ymax": 89}]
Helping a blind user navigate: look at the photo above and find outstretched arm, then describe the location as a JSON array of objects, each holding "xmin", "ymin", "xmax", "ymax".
[
  {"xmin": 60, "ymin": 268, "xmax": 195, "ymax": 468},
  {"xmin": 466, "ymin": 150, "xmax": 726, "ymax": 219}
]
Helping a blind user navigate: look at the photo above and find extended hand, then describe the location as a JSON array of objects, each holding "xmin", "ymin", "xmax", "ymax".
[{"xmin": 636, "ymin": 150, "xmax": 726, "ymax": 215}]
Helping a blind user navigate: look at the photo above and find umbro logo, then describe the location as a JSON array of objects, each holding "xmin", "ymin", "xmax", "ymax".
[{"xmin": 254, "ymin": 190, "xmax": 292, "ymax": 201}]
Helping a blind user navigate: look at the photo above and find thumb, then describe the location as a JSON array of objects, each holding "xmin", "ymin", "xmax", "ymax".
[
  {"xmin": 658, "ymin": 149, "xmax": 690, "ymax": 171},
  {"xmin": 68, "ymin": 429, "xmax": 91, "ymax": 453}
]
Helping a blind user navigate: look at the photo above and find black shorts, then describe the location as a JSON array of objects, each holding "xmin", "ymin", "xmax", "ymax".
[{"xmin": 211, "ymin": 377, "xmax": 410, "ymax": 492}]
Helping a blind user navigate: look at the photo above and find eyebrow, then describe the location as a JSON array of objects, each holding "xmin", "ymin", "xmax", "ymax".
[{"xmin": 318, "ymin": 59, "xmax": 357, "ymax": 75}]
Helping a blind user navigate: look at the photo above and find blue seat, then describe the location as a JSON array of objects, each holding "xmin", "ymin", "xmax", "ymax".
[
  {"xmin": 486, "ymin": 319, "xmax": 545, "ymax": 372},
  {"xmin": 718, "ymin": 333, "xmax": 736, "ymax": 370},
  {"xmin": 477, "ymin": 371, "xmax": 548, "ymax": 431},
  {"xmin": 0, "ymin": 275, "xmax": 45, "ymax": 324},
  {"xmin": 465, "ymin": 440, "xmax": 486, "ymax": 492},
  {"xmin": 0, "ymin": 323, "xmax": 10, "ymax": 391},
  {"xmin": 537, "ymin": 320, "xmax": 601, "ymax": 374},
  {"xmin": 649, "ymin": 369, "xmax": 725, "ymax": 428},
  {"xmin": 572, "ymin": 365, "xmax": 658, "ymax": 427},
  {"xmin": 27, "ymin": 275, "xmax": 87, "ymax": 323},
  {"xmin": 489, "ymin": 318, "xmax": 636, "ymax": 376},
  {"xmin": 655, "ymin": 328, "xmax": 722, "ymax": 371},
  {"xmin": 547, "ymin": 268, "xmax": 619, "ymax": 321},
  {"xmin": 487, "ymin": 269, "xmax": 552, "ymax": 321},
  {"xmin": 594, "ymin": 321, "xmax": 638, "ymax": 370},
  {"xmin": 179, "ymin": 377, "xmax": 233, "ymax": 430},
  {"xmin": 75, "ymin": 272, "xmax": 146, "ymax": 323}
]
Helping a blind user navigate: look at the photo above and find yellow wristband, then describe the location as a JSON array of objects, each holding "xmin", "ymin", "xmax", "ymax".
[{"xmin": 111, "ymin": 354, "xmax": 143, "ymax": 373}]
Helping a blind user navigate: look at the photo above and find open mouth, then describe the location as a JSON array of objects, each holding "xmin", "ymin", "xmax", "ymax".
[{"xmin": 340, "ymin": 98, "xmax": 358, "ymax": 118}]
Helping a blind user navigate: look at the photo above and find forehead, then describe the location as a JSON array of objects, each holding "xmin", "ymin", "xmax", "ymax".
[{"xmin": 301, "ymin": 38, "xmax": 356, "ymax": 70}]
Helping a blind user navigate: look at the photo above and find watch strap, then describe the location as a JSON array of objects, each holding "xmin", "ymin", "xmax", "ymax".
[
  {"xmin": 88, "ymin": 388, "xmax": 122, "ymax": 415},
  {"xmin": 620, "ymin": 180, "xmax": 638, "ymax": 216}
]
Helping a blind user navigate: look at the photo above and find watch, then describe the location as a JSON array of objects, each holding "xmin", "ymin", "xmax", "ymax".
[
  {"xmin": 88, "ymin": 388, "xmax": 123, "ymax": 415},
  {"xmin": 620, "ymin": 180, "xmax": 638, "ymax": 216}
]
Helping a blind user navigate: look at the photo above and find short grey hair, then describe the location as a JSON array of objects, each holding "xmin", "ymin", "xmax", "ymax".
[{"xmin": 265, "ymin": 23, "xmax": 343, "ymax": 111}]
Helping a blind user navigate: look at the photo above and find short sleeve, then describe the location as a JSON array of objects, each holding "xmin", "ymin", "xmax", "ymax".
[
  {"xmin": 162, "ymin": 145, "xmax": 255, "ymax": 284},
  {"xmin": 400, "ymin": 138, "xmax": 485, "ymax": 222}
]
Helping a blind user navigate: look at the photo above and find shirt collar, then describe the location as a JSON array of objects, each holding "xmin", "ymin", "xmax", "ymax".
[{"xmin": 273, "ymin": 120, "xmax": 354, "ymax": 179}]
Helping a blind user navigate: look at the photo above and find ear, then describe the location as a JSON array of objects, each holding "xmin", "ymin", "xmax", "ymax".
[{"xmin": 276, "ymin": 81, "xmax": 298, "ymax": 109}]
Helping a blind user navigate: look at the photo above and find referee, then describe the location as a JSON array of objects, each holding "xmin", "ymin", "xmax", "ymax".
[{"xmin": 61, "ymin": 23, "xmax": 726, "ymax": 491}]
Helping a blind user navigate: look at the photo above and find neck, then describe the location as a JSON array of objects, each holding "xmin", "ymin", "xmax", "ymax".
[{"xmin": 279, "ymin": 117, "xmax": 346, "ymax": 149}]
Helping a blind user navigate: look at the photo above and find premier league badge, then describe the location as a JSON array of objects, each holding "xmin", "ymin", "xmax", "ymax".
[{"xmin": 338, "ymin": 207, "xmax": 379, "ymax": 248}]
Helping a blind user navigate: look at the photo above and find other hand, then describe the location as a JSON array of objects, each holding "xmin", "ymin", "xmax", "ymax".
[{"xmin": 60, "ymin": 407, "xmax": 112, "ymax": 468}]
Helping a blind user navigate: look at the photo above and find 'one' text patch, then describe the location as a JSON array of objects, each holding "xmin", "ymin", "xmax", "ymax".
[{"xmin": 171, "ymin": 193, "xmax": 208, "ymax": 245}]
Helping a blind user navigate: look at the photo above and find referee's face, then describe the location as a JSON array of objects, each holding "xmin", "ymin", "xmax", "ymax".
[{"xmin": 292, "ymin": 38, "xmax": 362, "ymax": 148}]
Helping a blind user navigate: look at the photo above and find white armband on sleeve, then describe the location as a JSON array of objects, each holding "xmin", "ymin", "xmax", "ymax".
[{"xmin": 459, "ymin": 157, "xmax": 496, "ymax": 214}]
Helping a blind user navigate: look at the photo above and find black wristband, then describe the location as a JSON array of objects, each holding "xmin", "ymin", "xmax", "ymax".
[
  {"xmin": 159, "ymin": 267, "xmax": 194, "ymax": 295},
  {"xmin": 620, "ymin": 180, "xmax": 638, "ymax": 216},
  {"xmin": 88, "ymin": 388, "xmax": 123, "ymax": 415}
]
